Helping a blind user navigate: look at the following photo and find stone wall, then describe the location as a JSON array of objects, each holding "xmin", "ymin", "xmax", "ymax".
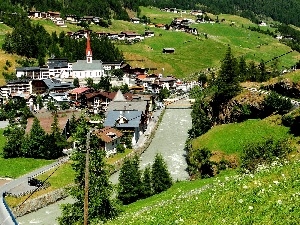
[{"xmin": 13, "ymin": 188, "xmax": 68, "ymax": 217}]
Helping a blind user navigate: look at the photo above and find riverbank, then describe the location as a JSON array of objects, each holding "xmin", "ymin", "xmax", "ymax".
[{"xmin": 13, "ymin": 108, "xmax": 165, "ymax": 218}]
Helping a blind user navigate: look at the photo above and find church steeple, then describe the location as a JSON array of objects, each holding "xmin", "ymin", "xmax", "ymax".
[{"xmin": 86, "ymin": 31, "xmax": 92, "ymax": 63}]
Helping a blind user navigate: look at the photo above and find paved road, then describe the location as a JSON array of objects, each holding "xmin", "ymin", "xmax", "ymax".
[{"xmin": 0, "ymin": 157, "xmax": 68, "ymax": 225}]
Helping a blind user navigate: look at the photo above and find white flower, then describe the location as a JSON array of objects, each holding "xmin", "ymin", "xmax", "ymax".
[
  {"xmin": 243, "ymin": 185, "xmax": 248, "ymax": 189},
  {"xmin": 273, "ymin": 180, "xmax": 280, "ymax": 185},
  {"xmin": 238, "ymin": 199, "xmax": 243, "ymax": 203},
  {"xmin": 277, "ymin": 200, "xmax": 282, "ymax": 205},
  {"xmin": 249, "ymin": 206, "xmax": 253, "ymax": 210}
]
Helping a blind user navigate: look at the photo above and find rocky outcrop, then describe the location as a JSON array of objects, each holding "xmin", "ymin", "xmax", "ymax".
[
  {"xmin": 217, "ymin": 90, "xmax": 265, "ymax": 124},
  {"xmin": 264, "ymin": 79, "xmax": 300, "ymax": 98}
]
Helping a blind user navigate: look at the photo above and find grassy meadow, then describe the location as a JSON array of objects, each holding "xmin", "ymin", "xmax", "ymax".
[
  {"xmin": 0, "ymin": 6, "xmax": 300, "ymax": 81},
  {"xmin": 191, "ymin": 119, "xmax": 291, "ymax": 155},
  {"xmin": 0, "ymin": 129, "xmax": 54, "ymax": 178},
  {"xmin": 105, "ymin": 158, "xmax": 300, "ymax": 225}
]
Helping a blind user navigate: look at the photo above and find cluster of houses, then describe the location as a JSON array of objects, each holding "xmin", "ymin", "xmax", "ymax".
[
  {"xmin": 0, "ymin": 28, "xmax": 199, "ymax": 157},
  {"xmin": 24, "ymin": 88, "xmax": 153, "ymax": 157},
  {"xmin": 66, "ymin": 29, "xmax": 155, "ymax": 43}
]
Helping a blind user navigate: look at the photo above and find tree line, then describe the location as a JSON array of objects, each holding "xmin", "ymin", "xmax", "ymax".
[
  {"xmin": 2, "ymin": 18, "xmax": 123, "ymax": 67},
  {"xmin": 0, "ymin": 0, "xmax": 136, "ymax": 21},
  {"xmin": 4, "ymin": 0, "xmax": 300, "ymax": 28},
  {"xmin": 2, "ymin": 112, "xmax": 77, "ymax": 159}
]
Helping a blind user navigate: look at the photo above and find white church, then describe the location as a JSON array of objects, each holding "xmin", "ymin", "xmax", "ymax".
[{"xmin": 72, "ymin": 33, "xmax": 106, "ymax": 80}]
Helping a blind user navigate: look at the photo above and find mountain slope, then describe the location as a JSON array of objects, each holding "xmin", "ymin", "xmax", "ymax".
[{"xmin": 105, "ymin": 158, "xmax": 300, "ymax": 224}]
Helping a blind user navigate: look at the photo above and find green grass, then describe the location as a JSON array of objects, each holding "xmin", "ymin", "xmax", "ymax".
[
  {"xmin": 191, "ymin": 119, "xmax": 291, "ymax": 155},
  {"xmin": 1, "ymin": 7, "xmax": 300, "ymax": 79},
  {"xmin": 115, "ymin": 7, "xmax": 299, "ymax": 78},
  {"xmin": 280, "ymin": 70, "xmax": 300, "ymax": 84},
  {"xmin": 0, "ymin": 23, "xmax": 12, "ymax": 46},
  {"xmin": 106, "ymin": 148, "xmax": 133, "ymax": 164},
  {"xmin": 0, "ymin": 129, "xmax": 55, "ymax": 178},
  {"xmin": 105, "ymin": 158, "xmax": 300, "ymax": 225},
  {"xmin": 36, "ymin": 161, "xmax": 74, "ymax": 188}
]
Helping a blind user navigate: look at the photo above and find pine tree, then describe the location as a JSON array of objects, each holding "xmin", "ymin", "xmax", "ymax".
[
  {"xmin": 50, "ymin": 113, "xmax": 66, "ymax": 158},
  {"xmin": 21, "ymin": 117, "xmax": 46, "ymax": 158},
  {"xmin": 237, "ymin": 56, "xmax": 247, "ymax": 82},
  {"xmin": 141, "ymin": 164, "xmax": 153, "ymax": 198},
  {"xmin": 118, "ymin": 155, "xmax": 143, "ymax": 204},
  {"xmin": 2, "ymin": 125, "xmax": 25, "ymax": 158},
  {"xmin": 58, "ymin": 118, "xmax": 120, "ymax": 224},
  {"xmin": 213, "ymin": 46, "xmax": 241, "ymax": 105},
  {"xmin": 69, "ymin": 113, "xmax": 77, "ymax": 136},
  {"xmin": 151, "ymin": 153, "xmax": 172, "ymax": 194}
]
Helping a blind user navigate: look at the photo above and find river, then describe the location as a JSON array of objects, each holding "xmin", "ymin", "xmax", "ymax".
[{"xmin": 17, "ymin": 108, "xmax": 192, "ymax": 224}]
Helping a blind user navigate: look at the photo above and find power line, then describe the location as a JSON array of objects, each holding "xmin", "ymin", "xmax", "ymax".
[{"xmin": 15, "ymin": 159, "xmax": 68, "ymax": 217}]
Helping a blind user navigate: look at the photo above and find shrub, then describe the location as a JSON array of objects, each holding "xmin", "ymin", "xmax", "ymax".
[
  {"xmin": 187, "ymin": 147, "xmax": 215, "ymax": 178},
  {"xmin": 263, "ymin": 92, "xmax": 293, "ymax": 115},
  {"xmin": 116, "ymin": 144, "xmax": 125, "ymax": 153},
  {"xmin": 282, "ymin": 113, "xmax": 300, "ymax": 136},
  {"xmin": 241, "ymin": 138, "xmax": 293, "ymax": 172}
]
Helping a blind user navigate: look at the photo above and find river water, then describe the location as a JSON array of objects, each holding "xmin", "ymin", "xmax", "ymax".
[{"xmin": 17, "ymin": 108, "xmax": 192, "ymax": 224}]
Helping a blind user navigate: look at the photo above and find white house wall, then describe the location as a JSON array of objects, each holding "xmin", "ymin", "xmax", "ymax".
[{"xmin": 73, "ymin": 70, "xmax": 105, "ymax": 79}]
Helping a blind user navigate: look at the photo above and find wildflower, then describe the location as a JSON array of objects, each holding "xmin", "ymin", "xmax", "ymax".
[
  {"xmin": 277, "ymin": 200, "xmax": 282, "ymax": 205},
  {"xmin": 243, "ymin": 185, "xmax": 248, "ymax": 189},
  {"xmin": 249, "ymin": 206, "xmax": 253, "ymax": 210},
  {"xmin": 273, "ymin": 180, "xmax": 280, "ymax": 185},
  {"xmin": 238, "ymin": 199, "xmax": 243, "ymax": 203}
]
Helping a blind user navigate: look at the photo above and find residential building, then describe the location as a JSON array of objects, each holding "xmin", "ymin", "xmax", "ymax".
[
  {"xmin": 104, "ymin": 110, "xmax": 145, "ymax": 145},
  {"xmin": 95, "ymin": 127, "xmax": 123, "ymax": 156}
]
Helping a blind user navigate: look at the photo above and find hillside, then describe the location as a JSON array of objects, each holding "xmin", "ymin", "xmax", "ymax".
[
  {"xmin": 191, "ymin": 118, "xmax": 291, "ymax": 155},
  {"xmin": 1, "ymin": 7, "xmax": 299, "ymax": 80},
  {"xmin": 105, "ymin": 158, "xmax": 300, "ymax": 224}
]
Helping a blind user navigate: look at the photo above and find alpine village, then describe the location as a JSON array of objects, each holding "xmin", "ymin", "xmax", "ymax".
[{"xmin": 1, "ymin": 0, "xmax": 300, "ymax": 224}]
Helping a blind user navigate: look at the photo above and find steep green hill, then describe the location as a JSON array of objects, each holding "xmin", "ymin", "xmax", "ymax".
[
  {"xmin": 191, "ymin": 119, "xmax": 291, "ymax": 155},
  {"xmin": 105, "ymin": 158, "xmax": 300, "ymax": 224},
  {"xmin": 1, "ymin": 7, "xmax": 300, "ymax": 79}
]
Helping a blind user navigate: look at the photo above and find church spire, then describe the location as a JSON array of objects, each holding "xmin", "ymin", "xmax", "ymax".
[{"xmin": 86, "ymin": 31, "xmax": 92, "ymax": 63}]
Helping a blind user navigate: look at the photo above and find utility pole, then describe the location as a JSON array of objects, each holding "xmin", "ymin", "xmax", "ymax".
[{"xmin": 84, "ymin": 129, "xmax": 91, "ymax": 225}]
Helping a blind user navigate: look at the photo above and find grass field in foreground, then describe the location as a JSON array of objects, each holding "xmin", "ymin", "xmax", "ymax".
[
  {"xmin": 0, "ymin": 129, "xmax": 55, "ymax": 178},
  {"xmin": 105, "ymin": 158, "xmax": 300, "ymax": 225},
  {"xmin": 191, "ymin": 119, "xmax": 291, "ymax": 155}
]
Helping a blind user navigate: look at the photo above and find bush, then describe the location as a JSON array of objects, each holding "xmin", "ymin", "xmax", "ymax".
[
  {"xmin": 263, "ymin": 92, "xmax": 293, "ymax": 115},
  {"xmin": 241, "ymin": 138, "xmax": 293, "ymax": 172},
  {"xmin": 116, "ymin": 144, "xmax": 125, "ymax": 153},
  {"xmin": 187, "ymin": 147, "xmax": 215, "ymax": 178},
  {"xmin": 282, "ymin": 113, "xmax": 300, "ymax": 136}
]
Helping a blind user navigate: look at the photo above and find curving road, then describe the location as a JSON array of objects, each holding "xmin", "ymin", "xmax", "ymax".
[{"xmin": 0, "ymin": 157, "xmax": 68, "ymax": 225}]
